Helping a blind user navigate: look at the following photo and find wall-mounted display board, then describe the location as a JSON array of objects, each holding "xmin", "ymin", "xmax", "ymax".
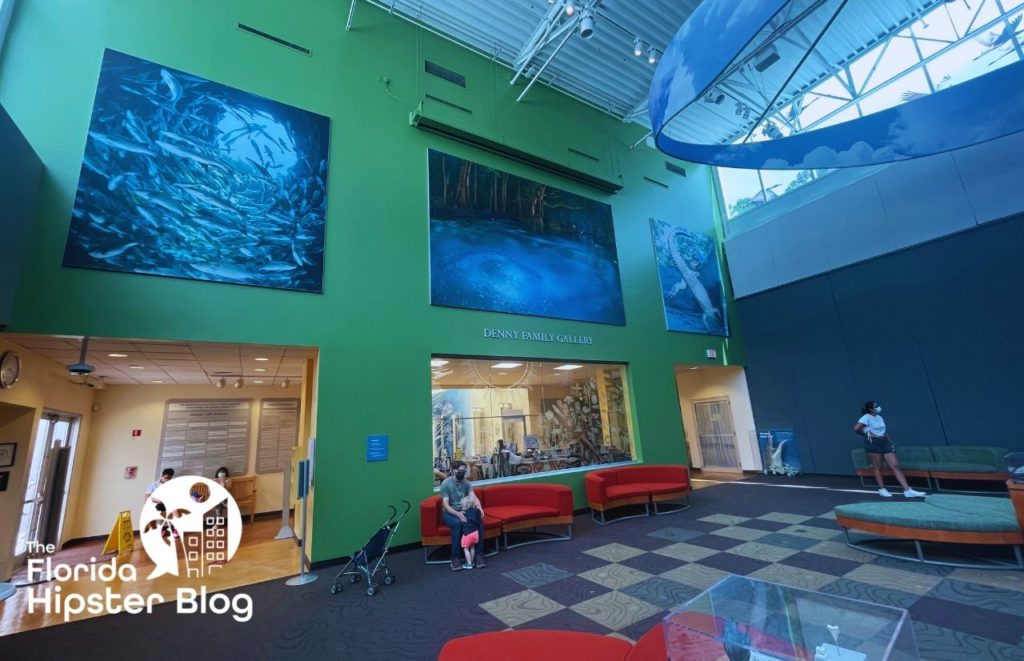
[
  {"xmin": 157, "ymin": 399, "xmax": 251, "ymax": 479},
  {"xmin": 650, "ymin": 218, "xmax": 729, "ymax": 337},
  {"xmin": 428, "ymin": 149, "xmax": 625, "ymax": 325},
  {"xmin": 256, "ymin": 398, "xmax": 300, "ymax": 474},
  {"xmin": 63, "ymin": 49, "xmax": 330, "ymax": 292}
]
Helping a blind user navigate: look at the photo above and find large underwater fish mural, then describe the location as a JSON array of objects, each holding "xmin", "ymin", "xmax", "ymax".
[
  {"xmin": 650, "ymin": 218, "xmax": 729, "ymax": 336},
  {"xmin": 63, "ymin": 49, "xmax": 330, "ymax": 293}
]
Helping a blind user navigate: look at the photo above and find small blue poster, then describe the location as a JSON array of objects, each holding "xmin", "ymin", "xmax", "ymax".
[
  {"xmin": 366, "ymin": 435, "xmax": 389, "ymax": 463},
  {"xmin": 757, "ymin": 429, "xmax": 801, "ymax": 476}
]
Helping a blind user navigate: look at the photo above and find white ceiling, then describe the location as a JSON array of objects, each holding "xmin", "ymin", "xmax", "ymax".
[
  {"xmin": 4, "ymin": 334, "xmax": 316, "ymax": 387},
  {"xmin": 430, "ymin": 357, "xmax": 621, "ymax": 389}
]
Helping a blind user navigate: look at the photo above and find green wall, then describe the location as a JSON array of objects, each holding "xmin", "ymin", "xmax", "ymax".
[{"xmin": 0, "ymin": 0, "xmax": 744, "ymax": 560}]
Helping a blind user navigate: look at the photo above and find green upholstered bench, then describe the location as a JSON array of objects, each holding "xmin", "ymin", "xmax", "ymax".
[
  {"xmin": 851, "ymin": 445, "xmax": 1009, "ymax": 492},
  {"xmin": 835, "ymin": 492, "xmax": 1024, "ymax": 569}
]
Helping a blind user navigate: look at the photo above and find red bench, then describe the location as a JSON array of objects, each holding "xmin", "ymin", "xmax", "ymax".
[
  {"xmin": 438, "ymin": 624, "xmax": 667, "ymax": 660},
  {"xmin": 420, "ymin": 483, "xmax": 573, "ymax": 563},
  {"xmin": 585, "ymin": 465, "xmax": 691, "ymax": 526}
]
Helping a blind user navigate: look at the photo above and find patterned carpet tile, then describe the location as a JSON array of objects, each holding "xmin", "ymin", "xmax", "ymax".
[
  {"xmin": 659, "ymin": 563, "xmax": 731, "ymax": 591},
  {"xmin": 796, "ymin": 516, "xmax": 845, "ymax": 531},
  {"xmin": 501, "ymin": 562, "xmax": 573, "ymax": 589},
  {"xmin": 619, "ymin": 551, "xmax": 686, "ymax": 576},
  {"xmin": 757, "ymin": 512, "xmax": 812, "ymax": 524},
  {"xmin": 726, "ymin": 541, "xmax": 799, "ymax": 563},
  {"xmin": 646, "ymin": 527, "xmax": 706, "ymax": 543},
  {"xmin": 697, "ymin": 551, "xmax": 771, "ymax": 575},
  {"xmin": 517, "ymin": 605, "xmax": 613, "ymax": 636},
  {"xmin": 532, "ymin": 574, "xmax": 612, "ymax": 606},
  {"xmin": 843, "ymin": 563, "xmax": 945, "ymax": 596},
  {"xmin": 651, "ymin": 542, "xmax": 719, "ymax": 562},
  {"xmin": 756, "ymin": 532, "xmax": 820, "ymax": 551},
  {"xmin": 818, "ymin": 577, "xmax": 921, "ymax": 609},
  {"xmin": 618, "ymin": 613, "xmax": 666, "ymax": 644},
  {"xmin": 578, "ymin": 563, "xmax": 652, "ymax": 590},
  {"xmin": 620, "ymin": 576, "xmax": 701, "ymax": 611},
  {"xmin": 780, "ymin": 551, "xmax": 863, "ymax": 577},
  {"xmin": 570, "ymin": 590, "xmax": 663, "ymax": 630},
  {"xmin": 710, "ymin": 525, "xmax": 770, "ymax": 541},
  {"xmin": 584, "ymin": 543, "xmax": 646, "ymax": 563},
  {"xmin": 740, "ymin": 519, "xmax": 791, "ymax": 532},
  {"xmin": 913, "ymin": 620, "xmax": 1024, "ymax": 661},
  {"xmin": 950, "ymin": 567, "xmax": 1024, "ymax": 592},
  {"xmin": 478, "ymin": 589, "xmax": 564, "ymax": 627},
  {"xmin": 698, "ymin": 513, "xmax": 750, "ymax": 526},
  {"xmin": 911, "ymin": 595, "xmax": 1024, "ymax": 646},
  {"xmin": 777, "ymin": 522, "xmax": 842, "ymax": 541},
  {"xmin": 686, "ymin": 533, "xmax": 744, "ymax": 551},
  {"xmin": 805, "ymin": 540, "xmax": 877, "ymax": 563},
  {"xmin": 747, "ymin": 563, "xmax": 837, "ymax": 592},
  {"xmin": 817, "ymin": 510, "xmax": 838, "ymax": 520},
  {"xmin": 870, "ymin": 555, "xmax": 953, "ymax": 577},
  {"xmin": 929, "ymin": 578, "xmax": 1024, "ymax": 618}
]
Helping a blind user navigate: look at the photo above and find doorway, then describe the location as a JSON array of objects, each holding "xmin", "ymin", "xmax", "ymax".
[
  {"xmin": 675, "ymin": 365, "xmax": 760, "ymax": 473},
  {"xmin": 15, "ymin": 411, "xmax": 80, "ymax": 563},
  {"xmin": 692, "ymin": 398, "xmax": 740, "ymax": 469}
]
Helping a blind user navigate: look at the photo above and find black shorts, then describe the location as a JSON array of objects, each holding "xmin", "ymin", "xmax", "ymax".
[{"xmin": 865, "ymin": 437, "xmax": 894, "ymax": 455}]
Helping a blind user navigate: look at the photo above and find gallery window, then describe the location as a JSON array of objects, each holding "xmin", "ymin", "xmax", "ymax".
[{"xmin": 431, "ymin": 356, "xmax": 634, "ymax": 485}]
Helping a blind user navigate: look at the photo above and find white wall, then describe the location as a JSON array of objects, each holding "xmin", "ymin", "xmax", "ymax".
[
  {"xmin": 724, "ymin": 130, "xmax": 1024, "ymax": 297},
  {"xmin": 675, "ymin": 366, "xmax": 760, "ymax": 472},
  {"xmin": 0, "ymin": 337, "xmax": 96, "ymax": 579},
  {"xmin": 70, "ymin": 381, "xmax": 304, "ymax": 541}
]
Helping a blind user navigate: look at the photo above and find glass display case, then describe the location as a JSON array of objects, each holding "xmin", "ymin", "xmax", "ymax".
[{"xmin": 664, "ymin": 575, "xmax": 919, "ymax": 661}]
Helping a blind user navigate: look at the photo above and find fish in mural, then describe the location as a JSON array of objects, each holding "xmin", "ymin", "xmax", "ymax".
[
  {"xmin": 651, "ymin": 218, "xmax": 729, "ymax": 336},
  {"xmin": 63, "ymin": 49, "xmax": 330, "ymax": 293}
]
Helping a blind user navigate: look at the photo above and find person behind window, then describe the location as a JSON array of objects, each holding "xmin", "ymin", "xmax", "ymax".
[{"xmin": 439, "ymin": 460, "xmax": 486, "ymax": 571}]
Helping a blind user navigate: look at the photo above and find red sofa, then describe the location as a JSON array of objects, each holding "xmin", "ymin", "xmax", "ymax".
[
  {"xmin": 438, "ymin": 625, "xmax": 667, "ymax": 660},
  {"xmin": 420, "ymin": 483, "xmax": 573, "ymax": 563},
  {"xmin": 585, "ymin": 465, "xmax": 691, "ymax": 526}
]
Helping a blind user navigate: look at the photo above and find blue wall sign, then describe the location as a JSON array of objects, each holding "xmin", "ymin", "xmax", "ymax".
[{"xmin": 367, "ymin": 435, "xmax": 389, "ymax": 462}]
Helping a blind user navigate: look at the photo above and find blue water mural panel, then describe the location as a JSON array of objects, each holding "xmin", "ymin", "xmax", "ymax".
[
  {"xmin": 650, "ymin": 218, "xmax": 728, "ymax": 336},
  {"xmin": 63, "ymin": 49, "xmax": 330, "ymax": 292},
  {"xmin": 757, "ymin": 429, "xmax": 802, "ymax": 477},
  {"xmin": 428, "ymin": 150, "xmax": 625, "ymax": 325}
]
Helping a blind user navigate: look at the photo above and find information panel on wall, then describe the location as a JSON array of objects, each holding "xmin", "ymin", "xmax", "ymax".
[
  {"xmin": 157, "ymin": 400, "xmax": 251, "ymax": 479},
  {"xmin": 256, "ymin": 398, "xmax": 300, "ymax": 474}
]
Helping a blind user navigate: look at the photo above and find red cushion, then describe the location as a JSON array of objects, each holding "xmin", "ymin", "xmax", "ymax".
[
  {"xmin": 644, "ymin": 482, "xmax": 689, "ymax": 496},
  {"xmin": 614, "ymin": 466, "xmax": 689, "ymax": 488},
  {"xmin": 439, "ymin": 630, "xmax": 631, "ymax": 661},
  {"xmin": 485, "ymin": 505, "xmax": 560, "ymax": 524},
  {"xmin": 436, "ymin": 514, "xmax": 502, "ymax": 536},
  {"xmin": 483, "ymin": 484, "xmax": 573, "ymax": 514},
  {"xmin": 626, "ymin": 624, "xmax": 667, "ymax": 661},
  {"xmin": 605, "ymin": 484, "xmax": 653, "ymax": 500}
]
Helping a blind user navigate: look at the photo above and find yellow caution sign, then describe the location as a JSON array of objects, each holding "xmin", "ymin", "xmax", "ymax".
[{"xmin": 101, "ymin": 510, "xmax": 135, "ymax": 555}]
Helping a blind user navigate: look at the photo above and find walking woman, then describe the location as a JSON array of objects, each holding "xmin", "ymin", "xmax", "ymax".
[{"xmin": 853, "ymin": 400, "xmax": 926, "ymax": 498}]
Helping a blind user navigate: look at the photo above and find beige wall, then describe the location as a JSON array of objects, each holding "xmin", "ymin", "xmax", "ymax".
[
  {"xmin": 71, "ymin": 381, "xmax": 304, "ymax": 541},
  {"xmin": 676, "ymin": 366, "xmax": 761, "ymax": 472},
  {"xmin": 0, "ymin": 337, "xmax": 96, "ymax": 579}
]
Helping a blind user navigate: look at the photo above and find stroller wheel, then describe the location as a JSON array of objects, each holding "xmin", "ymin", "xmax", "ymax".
[
  {"xmin": 330, "ymin": 584, "xmax": 340, "ymax": 595},
  {"xmin": 350, "ymin": 575, "xmax": 361, "ymax": 583},
  {"xmin": 384, "ymin": 575, "xmax": 395, "ymax": 585},
  {"xmin": 367, "ymin": 585, "xmax": 377, "ymax": 596}
]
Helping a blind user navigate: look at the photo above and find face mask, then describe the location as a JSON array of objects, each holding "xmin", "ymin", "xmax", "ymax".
[
  {"xmin": 873, "ymin": 406, "xmax": 882, "ymax": 414},
  {"xmin": 217, "ymin": 472, "xmax": 227, "ymax": 478},
  {"xmin": 455, "ymin": 470, "xmax": 466, "ymax": 480}
]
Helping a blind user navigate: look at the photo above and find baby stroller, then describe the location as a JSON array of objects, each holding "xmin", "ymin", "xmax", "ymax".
[{"xmin": 330, "ymin": 500, "xmax": 411, "ymax": 596}]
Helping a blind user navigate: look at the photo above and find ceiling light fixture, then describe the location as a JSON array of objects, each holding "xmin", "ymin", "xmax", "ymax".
[
  {"xmin": 579, "ymin": 10, "xmax": 594, "ymax": 39},
  {"xmin": 281, "ymin": 379, "xmax": 290, "ymax": 388},
  {"xmin": 254, "ymin": 357, "xmax": 269, "ymax": 362},
  {"xmin": 254, "ymin": 368, "xmax": 266, "ymax": 372},
  {"xmin": 234, "ymin": 378, "xmax": 244, "ymax": 389},
  {"xmin": 564, "ymin": 2, "xmax": 575, "ymax": 16},
  {"xmin": 216, "ymin": 378, "xmax": 226, "ymax": 389},
  {"xmin": 705, "ymin": 89, "xmax": 725, "ymax": 105},
  {"xmin": 129, "ymin": 365, "xmax": 145, "ymax": 370},
  {"xmin": 647, "ymin": 46, "xmax": 657, "ymax": 65},
  {"xmin": 254, "ymin": 380, "xmax": 264, "ymax": 384},
  {"xmin": 151, "ymin": 380, "xmax": 163, "ymax": 383},
  {"xmin": 554, "ymin": 364, "xmax": 583, "ymax": 371},
  {"xmin": 491, "ymin": 362, "xmax": 523, "ymax": 369},
  {"xmin": 633, "ymin": 38, "xmax": 644, "ymax": 57},
  {"xmin": 430, "ymin": 359, "xmax": 449, "ymax": 367},
  {"xmin": 107, "ymin": 353, "xmax": 128, "ymax": 358}
]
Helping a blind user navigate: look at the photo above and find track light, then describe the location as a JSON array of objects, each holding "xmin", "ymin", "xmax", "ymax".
[
  {"xmin": 705, "ymin": 89, "xmax": 725, "ymax": 105},
  {"xmin": 234, "ymin": 377, "xmax": 244, "ymax": 389},
  {"xmin": 633, "ymin": 37, "xmax": 643, "ymax": 57},
  {"xmin": 565, "ymin": 2, "xmax": 574, "ymax": 16},
  {"xmin": 216, "ymin": 378, "xmax": 226, "ymax": 389},
  {"xmin": 647, "ymin": 46, "xmax": 657, "ymax": 65},
  {"xmin": 281, "ymin": 379, "xmax": 290, "ymax": 389},
  {"xmin": 579, "ymin": 10, "xmax": 594, "ymax": 39}
]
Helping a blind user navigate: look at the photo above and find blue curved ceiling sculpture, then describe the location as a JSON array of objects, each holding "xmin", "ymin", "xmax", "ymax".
[{"xmin": 650, "ymin": 0, "xmax": 1024, "ymax": 170}]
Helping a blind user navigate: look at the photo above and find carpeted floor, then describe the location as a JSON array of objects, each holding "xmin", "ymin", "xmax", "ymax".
[{"xmin": 1, "ymin": 478, "xmax": 1022, "ymax": 660}]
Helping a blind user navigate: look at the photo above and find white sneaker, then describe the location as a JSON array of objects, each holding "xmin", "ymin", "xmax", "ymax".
[
  {"xmin": 904, "ymin": 488, "xmax": 926, "ymax": 498},
  {"xmin": 878, "ymin": 488, "xmax": 893, "ymax": 498}
]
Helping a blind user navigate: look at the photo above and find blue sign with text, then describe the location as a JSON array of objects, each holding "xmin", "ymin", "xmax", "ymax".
[{"xmin": 367, "ymin": 435, "xmax": 389, "ymax": 462}]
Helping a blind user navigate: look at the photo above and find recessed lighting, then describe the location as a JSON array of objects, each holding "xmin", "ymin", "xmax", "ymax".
[
  {"xmin": 151, "ymin": 380, "xmax": 163, "ymax": 384},
  {"xmin": 107, "ymin": 353, "xmax": 128, "ymax": 358},
  {"xmin": 554, "ymin": 364, "xmax": 582, "ymax": 371},
  {"xmin": 253, "ymin": 380, "xmax": 264, "ymax": 384},
  {"xmin": 129, "ymin": 365, "xmax": 145, "ymax": 370},
  {"xmin": 491, "ymin": 362, "xmax": 522, "ymax": 369},
  {"xmin": 688, "ymin": 366, "xmax": 700, "ymax": 370},
  {"xmin": 430, "ymin": 359, "xmax": 449, "ymax": 367},
  {"xmin": 254, "ymin": 368, "xmax": 266, "ymax": 372},
  {"xmin": 254, "ymin": 357, "xmax": 269, "ymax": 361},
  {"xmin": 498, "ymin": 372, "xmax": 508, "ymax": 375}
]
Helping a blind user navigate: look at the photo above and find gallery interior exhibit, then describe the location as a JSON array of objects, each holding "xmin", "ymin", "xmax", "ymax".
[{"xmin": 1, "ymin": 0, "xmax": 1024, "ymax": 659}]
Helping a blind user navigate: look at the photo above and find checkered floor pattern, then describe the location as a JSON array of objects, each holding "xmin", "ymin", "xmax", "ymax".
[{"xmin": 477, "ymin": 505, "xmax": 1024, "ymax": 661}]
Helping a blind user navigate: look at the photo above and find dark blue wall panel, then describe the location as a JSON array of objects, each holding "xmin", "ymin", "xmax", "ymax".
[
  {"xmin": 0, "ymin": 104, "xmax": 42, "ymax": 328},
  {"xmin": 736, "ymin": 214, "xmax": 1024, "ymax": 474}
]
